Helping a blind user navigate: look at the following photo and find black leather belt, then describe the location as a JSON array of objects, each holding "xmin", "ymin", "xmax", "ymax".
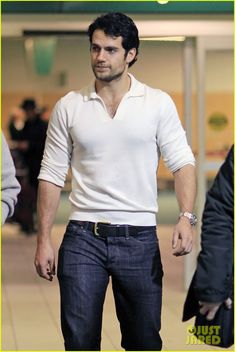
[{"xmin": 70, "ymin": 220, "xmax": 155, "ymax": 238}]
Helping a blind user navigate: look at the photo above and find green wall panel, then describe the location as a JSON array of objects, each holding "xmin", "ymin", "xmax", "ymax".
[{"xmin": 2, "ymin": 1, "xmax": 234, "ymax": 14}]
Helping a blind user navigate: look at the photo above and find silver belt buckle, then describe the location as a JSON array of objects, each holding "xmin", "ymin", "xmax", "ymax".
[
  {"xmin": 94, "ymin": 222, "xmax": 111, "ymax": 236},
  {"xmin": 94, "ymin": 223, "xmax": 100, "ymax": 236}
]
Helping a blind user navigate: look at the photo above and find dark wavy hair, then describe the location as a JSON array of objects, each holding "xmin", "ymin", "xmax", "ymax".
[{"xmin": 88, "ymin": 12, "xmax": 139, "ymax": 67}]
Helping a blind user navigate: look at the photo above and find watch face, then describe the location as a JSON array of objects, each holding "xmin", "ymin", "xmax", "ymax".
[
  {"xmin": 179, "ymin": 212, "xmax": 197, "ymax": 225},
  {"xmin": 190, "ymin": 214, "xmax": 197, "ymax": 226}
]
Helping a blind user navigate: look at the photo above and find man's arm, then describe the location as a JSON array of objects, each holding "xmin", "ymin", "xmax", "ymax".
[
  {"xmin": 172, "ymin": 164, "xmax": 196, "ymax": 256},
  {"xmin": 34, "ymin": 180, "xmax": 62, "ymax": 281}
]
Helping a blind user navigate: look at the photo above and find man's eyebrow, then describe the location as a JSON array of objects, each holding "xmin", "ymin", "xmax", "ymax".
[
  {"xmin": 91, "ymin": 43, "xmax": 119, "ymax": 50},
  {"xmin": 105, "ymin": 46, "xmax": 119, "ymax": 50}
]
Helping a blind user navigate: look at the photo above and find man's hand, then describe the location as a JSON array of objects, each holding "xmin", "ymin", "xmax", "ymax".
[
  {"xmin": 34, "ymin": 239, "xmax": 56, "ymax": 281},
  {"xmin": 199, "ymin": 298, "xmax": 232, "ymax": 320},
  {"xmin": 172, "ymin": 217, "xmax": 194, "ymax": 256}
]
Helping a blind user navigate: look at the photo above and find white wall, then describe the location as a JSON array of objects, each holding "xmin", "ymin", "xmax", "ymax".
[
  {"xmin": 205, "ymin": 50, "xmax": 233, "ymax": 91},
  {"xmin": 2, "ymin": 37, "xmax": 233, "ymax": 94}
]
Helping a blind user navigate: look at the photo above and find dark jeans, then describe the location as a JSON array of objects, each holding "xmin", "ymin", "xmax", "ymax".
[{"xmin": 57, "ymin": 221, "xmax": 163, "ymax": 351}]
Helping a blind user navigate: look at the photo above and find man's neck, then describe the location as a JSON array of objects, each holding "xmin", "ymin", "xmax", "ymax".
[{"xmin": 95, "ymin": 73, "xmax": 131, "ymax": 103}]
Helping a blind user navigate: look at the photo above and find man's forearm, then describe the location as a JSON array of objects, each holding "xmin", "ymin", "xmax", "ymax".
[
  {"xmin": 171, "ymin": 164, "xmax": 196, "ymax": 256},
  {"xmin": 37, "ymin": 180, "xmax": 62, "ymax": 243},
  {"xmin": 173, "ymin": 164, "xmax": 196, "ymax": 212}
]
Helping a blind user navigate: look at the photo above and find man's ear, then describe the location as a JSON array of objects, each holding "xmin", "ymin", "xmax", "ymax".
[{"xmin": 126, "ymin": 48, "xmax": 137, "ymax": 64}]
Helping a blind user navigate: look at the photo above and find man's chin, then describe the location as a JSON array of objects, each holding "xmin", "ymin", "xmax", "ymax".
[
  {"xmin": 97, "ymin": 77, "xmax": 113, "ymax": 83},
  {"xmin": 95, "ymin": 72, "xmax": 123, "ymax": 83},
  {"xmin": 95, "ymin": 74, "xmax": 107, "ymax": 80},
  {"xmin": 94, "ymin": 72, "xmax": 112, "ymax": 82}
]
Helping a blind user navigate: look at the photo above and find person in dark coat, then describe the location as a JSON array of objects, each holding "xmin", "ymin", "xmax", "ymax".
[
  {"xmin": 8, "ymin": 106, "xmax": 34, "ymax": 233},
  {"xmin": 183, "ymin": 145, "xmax": 234, "ymax": 321},
  {"xmin": 12, "ymin": 98, "xmax": 48, "ymax": 234},
  {"xmin": 8, "ymin": 106, "xmax": 26, "ymax": 142},
  {"xmin": 21, "ymin": 99, "xmax": 48, "ymax": 191}
]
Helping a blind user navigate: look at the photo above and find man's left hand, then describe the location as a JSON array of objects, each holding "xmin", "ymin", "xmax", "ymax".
[{"xmin": 172, "ymin": 217, "xmax": 194, "ymax": 256}]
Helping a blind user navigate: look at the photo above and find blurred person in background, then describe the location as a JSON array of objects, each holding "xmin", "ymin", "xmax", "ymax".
[
  {"xmin": 40, "ymin": 105, "xmax": 51, "ymax": 123},
  {"xmin": 35, "ymin": 13, "xmax": 196, "ymax": 351},
  {"xmin": 8, "ymin": 105, "xmax": 33, "ymax": 233},
  {"xmin": 20, "ymin": 98, "xmax": 48, "ymax": 193},
  {"xmin": 7, "ymin": 100, "xmax": 47, "ymax": 234},
  {"xmin": 8, "ymin": 105, "xmax": 28, "ymax": 188},
  {"xmin": 1, "ymin": 132, "xmax": 21, "ymax": 225},
  {"xmin": 19, "ymin": 98, "xmax": 48, "ymax": 233},
  {"xmin": 8, "ymin": 106, "xmax": 26, "ymax": 141}
]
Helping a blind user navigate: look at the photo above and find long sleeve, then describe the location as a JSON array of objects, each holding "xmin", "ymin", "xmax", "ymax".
[
  {"xmin": 1, "ymin": 132, "xmax": 21, "ymax": 224},
  {"xmin": 156, "ymin": 92, "xmax": 195, "ymax": 173},
  {"xmin": 38, "ymin": 100, "xmax": 73, "ymax": 187}
]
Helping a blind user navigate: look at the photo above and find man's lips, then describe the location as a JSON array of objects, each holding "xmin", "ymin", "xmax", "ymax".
[{"xmin": 95, "ymin": 66, "xmax": 110, "ymax": 70}]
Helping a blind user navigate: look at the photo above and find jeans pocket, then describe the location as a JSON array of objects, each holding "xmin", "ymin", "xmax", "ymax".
[
  {"xmin": 131, "ymin": 229, "xmax": 158, "ymax": 244},
  {"xmin": 59, "ymin": 222, "xmax": 88, "ymax": 251}
]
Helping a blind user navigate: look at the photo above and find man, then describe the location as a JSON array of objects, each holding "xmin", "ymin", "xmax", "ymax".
[
  {"xmin": 35, "ymin": 13, "xmax": 196, "ymax": 351},
  {"xmin": 20, "ymin": 98, "xmax": 47, "ymax": 192},
  {"xmin": 1, "ymin": 132, "xmax": 21, "ymax": 224},
  {"xmin": 17, "ymin": 99, "xmax": 47, "ymax": 233}
]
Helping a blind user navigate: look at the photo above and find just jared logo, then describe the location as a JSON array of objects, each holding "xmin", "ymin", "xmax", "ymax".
[{"xmin": 186, "ymin": 325, "xmax": 221, "ymax": 345}]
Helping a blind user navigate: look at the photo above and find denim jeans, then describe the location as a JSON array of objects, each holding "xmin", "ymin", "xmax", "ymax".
[{"xmin": 57, "ymin": 221, "xmax": 163, "ymax": 351}]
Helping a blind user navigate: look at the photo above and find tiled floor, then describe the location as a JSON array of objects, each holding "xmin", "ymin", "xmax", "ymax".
[{"xmin": 2, "ymin": 223, "xmax": 233, "ymax": 351}]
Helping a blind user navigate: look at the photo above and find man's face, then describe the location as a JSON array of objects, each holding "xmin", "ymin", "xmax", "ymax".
[
  {"xmin": 25, "ymin": 108, "xmax": 36, "ymax": 119},
  {"xmin": 90, "ymin": 30, "xmax": 133, "ymax": 83}
]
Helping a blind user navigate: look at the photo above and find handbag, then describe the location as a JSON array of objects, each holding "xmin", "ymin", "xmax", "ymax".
[{"xmin": 194, "ymin": 300, "xmax": 234, "ymax": 348}]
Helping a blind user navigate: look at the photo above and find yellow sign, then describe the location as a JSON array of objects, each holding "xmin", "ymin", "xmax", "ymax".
[{"xmin": 208, "ymin": 112, "xmax": 228, "ymax": 131}]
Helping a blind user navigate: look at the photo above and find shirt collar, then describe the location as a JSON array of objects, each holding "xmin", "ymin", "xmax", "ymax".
[{"xmin": 81, "ymin": 73, "xmax": 145, "ymax": 102}]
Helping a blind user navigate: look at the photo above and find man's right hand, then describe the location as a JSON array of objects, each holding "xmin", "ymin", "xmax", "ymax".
[{"xmin": 34, "ymin": 239, "xmax": 56, "ymax": 281}]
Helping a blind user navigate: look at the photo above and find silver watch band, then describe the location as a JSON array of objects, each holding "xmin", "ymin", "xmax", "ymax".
[{"xmin": 179, "ymin": 211, "xmax": 197, "ymax": 226}]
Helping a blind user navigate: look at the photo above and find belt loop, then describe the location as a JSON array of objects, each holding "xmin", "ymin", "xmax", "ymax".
[{"xmin": 125, "ymin": 225, "xmax": 130, "ymax": 239}]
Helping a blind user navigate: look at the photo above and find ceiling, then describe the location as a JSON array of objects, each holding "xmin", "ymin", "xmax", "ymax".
[
  {"xmin": 2, "ymin": 1, "xmax": 233, "ymax": 38},
  {"xmin": 2, "ymin": 1, "xmax": 234, "ymax": 14}
]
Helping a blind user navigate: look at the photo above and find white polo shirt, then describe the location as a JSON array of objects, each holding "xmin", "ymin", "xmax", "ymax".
[{"xmin": 39, "ymin": 74, "xmax": 195, "ymax": 225}]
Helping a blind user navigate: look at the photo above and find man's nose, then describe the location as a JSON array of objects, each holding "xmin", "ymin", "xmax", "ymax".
[{"xmin": 96, "ymin": 49, "xmax": 106, "ymax": 61}]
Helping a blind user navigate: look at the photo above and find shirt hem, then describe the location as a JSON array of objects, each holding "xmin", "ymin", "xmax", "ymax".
[{"xmin": 69, "ymin": 208, "xmax": 157, "ymax": 226}]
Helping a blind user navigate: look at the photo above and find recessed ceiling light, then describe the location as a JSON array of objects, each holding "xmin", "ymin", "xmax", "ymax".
[{"xmin": 140, "ymin": 36, "xmax": 186, "ymax": 42}]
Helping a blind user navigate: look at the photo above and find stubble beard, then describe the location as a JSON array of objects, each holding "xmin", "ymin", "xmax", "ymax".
[{"xmin": 92, "ymin": 65, "xmax": 126, "ymax": 83}]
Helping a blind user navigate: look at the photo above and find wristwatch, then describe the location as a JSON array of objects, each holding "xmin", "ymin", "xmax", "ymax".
[{"xmin": 179, "ymin": 212, "xmax": 197, "ymax": 226}]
